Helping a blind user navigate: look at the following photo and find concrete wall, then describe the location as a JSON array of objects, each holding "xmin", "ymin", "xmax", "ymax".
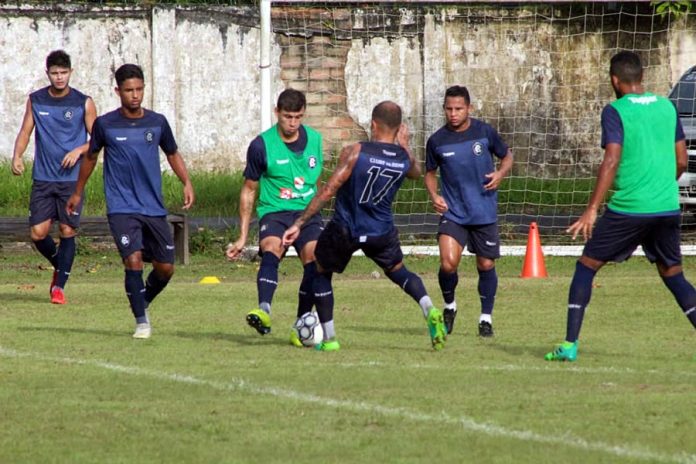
[{"xmin": 1, "ymin": 3, "xmax": 695, "ymax": 174}]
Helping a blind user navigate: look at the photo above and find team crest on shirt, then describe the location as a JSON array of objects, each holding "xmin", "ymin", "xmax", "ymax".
[
  {"xmin": 63, "ymin": 110, "xmax": 73, "ymax": 120},
  {"xmin": 308, "ymin": 156, "xmax": 317, "ymax": 169},
  {"xmin": 294, "ymin": 177, "xmax": 305, "ymax": 190},
  {"xmin": 144, "ymin": 130, "xmax": 155, "ymax": 144},
  {"xmin": 472, "ymin": 142, "xmax": 484, "ymax": 156},
  {"xmin": 120, "ymin": 235, "xmax": 130, "ymax": 246}
]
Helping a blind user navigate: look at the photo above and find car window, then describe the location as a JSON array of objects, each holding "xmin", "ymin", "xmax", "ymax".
[{"xmin": 669, "ymin": 68, "xmax": 696, "ymax": 116}]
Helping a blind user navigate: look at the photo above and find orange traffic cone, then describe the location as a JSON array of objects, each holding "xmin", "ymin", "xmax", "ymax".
[{"xmin": 521, "ymin": 221, "xmax": 548, "ymax": 278}]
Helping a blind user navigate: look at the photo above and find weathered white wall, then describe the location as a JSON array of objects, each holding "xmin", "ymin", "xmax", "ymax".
[
  {"xmin": 345, "ymin": 36, "xmax": 423, "ymax": 134},
  {"xmin": 1, "ymin": 4, "xmax": 696, "ymax": 173},
  {"xmin": 0, "ymin": 4, "xmax": 281, "ymax": 171}
]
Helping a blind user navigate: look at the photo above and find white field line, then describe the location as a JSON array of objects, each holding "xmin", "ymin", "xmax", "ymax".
[
  {"xmin": 279, "ymin": 245, "xmax": 696, "ymax": 257},
  {"xmin": 336, "ymin": 361, "xmax": 696, "ymax": 378},
  {"xmin": 1, "ymin": 346, "xmax": 694, "ymax": 464}
]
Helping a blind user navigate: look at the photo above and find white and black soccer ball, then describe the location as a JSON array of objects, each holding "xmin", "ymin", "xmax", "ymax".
[{"xmin": 293, "ymin": 311, "xmax": 323, "ymax": 347}]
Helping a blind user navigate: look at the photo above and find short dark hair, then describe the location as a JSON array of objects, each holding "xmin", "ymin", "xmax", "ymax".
[
  {"xmin": 444, "ymin": 85, "xmax": 470, "ymax": 105},
  {"xmin": 371, "ymin": 101, "xmax": 402, "ymax": 130},
  {"xmin": 610, "ymin": 51, "xmax": 643, "ymax": 84},
  {"xmin": 46, "ymin": 50, "xmax": 71, "ymax": 70},
  {"xmin": 276, "ymin": 88, "xmax": 306, "ymax": 112},
  {"xmin": 115, "ymin": 64, "xmax": 144, "ymax": 88}
]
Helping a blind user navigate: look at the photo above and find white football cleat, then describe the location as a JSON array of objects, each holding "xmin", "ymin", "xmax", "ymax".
[{"xmin": 133, "ymin": 323, "xmax": 152, "ymax": 339}]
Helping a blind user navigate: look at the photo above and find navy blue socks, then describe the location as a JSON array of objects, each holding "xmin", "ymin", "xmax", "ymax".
[
  {"xmin": 478, "ymin": 267, "xmax": 498, "ymax": 315},
  {"xmin": 387, "ymin": 266, "xmax": 428, "ymax": 303},
  {"xmin": 438, "ymin": 269, "xmax": 458, "ymax": 305},
  {"xmin": 565, "ymin": 261, "xmax": 597, "ymax": 343},
  {"xmin": 661, "ymin": 272, "xmax": 696, "ymax": 329},
  {"xmin": 257, "ymin": 252, "xmax": 280, "ymax": 314},
  {"xmin": 33, "ymin": 236, "xmax": 58, "ymax": 268},
  {"xmin": 55, "ymin": 236, "xmax": 76, "ymax": 289},
  {"xmin": 145, "ymin": 270, "xmax": 171, "ymax": 305},
  {"xmin": 297, "ymin": 261, "xmax": 317, "ymax": 317},
  {"xmin": 125, "ymin": 269, "xmax": 148, "ymax": 323}
]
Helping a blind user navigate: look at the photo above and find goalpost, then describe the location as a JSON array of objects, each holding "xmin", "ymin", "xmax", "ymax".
[{"xmin": 261, "ymin": 1, "xmax": 696, "ymax": 254}]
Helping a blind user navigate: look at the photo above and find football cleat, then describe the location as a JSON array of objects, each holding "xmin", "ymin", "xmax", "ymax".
[
  {"xmin": 50, "ymin": 270, "xmax": 58, "ymax": 295},
  {"xmin": 443, "ymin": 308, "xmax": 457, "ymax": 335},
  {"xmin": 133, "ymin": 323, "xmax": 152, "ymax": 339},
  {"xmin": 289, "ymin": 329, "xmax": 303, "ymax": 347},
  {"xmin": 544, "ymin": 341, "xmax": 578, "ymax": 362},
  {"xmin": 246, "ymin": 309, "xmax": 271, "ymax": 335},
  {"xmin": 314, "ymin": 339, "xmax": 340, "ymax": 352},
  {"xmin": 427, "ymin": 308, "xmax": 447, "ymax": 351},
  {"xmin": 50, "ymin": 287, "xmax": 66, "ymax": 305},
  {"xmin": 478, "ymin": 320, "xmax": 494, "ymax": 338}
]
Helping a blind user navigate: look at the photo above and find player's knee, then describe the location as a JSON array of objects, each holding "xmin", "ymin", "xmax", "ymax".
[
  {"xmin": 58, "ymin": 224, "xmax": 77, "ymax": 239},
  {"xmin": 439, "ymin": 261, "xmax": 458, "ymax": 274},
  {"xmin": 155, "ymin": 263, "xmax": 174, "ymax": 280},
  {"xmin": 123, "ymin": 252, "xmax": 144, "ymax": 271},
  {"xmin": 30, "ymin": 225, "xmax": 50, "ymax": 241},
  {"xmin": 476, "ymin": 259, "xmax": 495, "ymax": 272},
  {"xmin": 657, "ymin": 262, "xmax": 682, "ymax": 278}
]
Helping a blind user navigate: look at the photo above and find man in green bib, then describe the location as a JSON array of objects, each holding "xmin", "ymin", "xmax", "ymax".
[
  {"xmin": 545, "ymin": 51, "xmax": 696, "ymax": 362},
  {"xmin": 226, "ymin": 89, "xmax": 323, "ymax": 344}
]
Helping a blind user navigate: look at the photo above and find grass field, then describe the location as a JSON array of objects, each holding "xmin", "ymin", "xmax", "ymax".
[{"xmin": 0, "ymin": 250, "xmax": 694, "ymax": 464}]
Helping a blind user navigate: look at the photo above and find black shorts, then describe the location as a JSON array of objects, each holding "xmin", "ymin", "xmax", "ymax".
[
  {"xmin": 258, "ymin": 210, "xmax": 323, "ymax": 255},
  {"xmin": 315, "ymin": 220, "xmax": 404, "ymax": 273},
  {"xmin": 437, "ymin": 217, "xmax": 500, "ymax": 259},
  {"xmin": 108, "ymin": 214, "xmax": 175, "ymax": 263},
  {"xmin": 29, "ymin": 180, "xmax": 82, "ymax": 228},
  {"xmin": 583, "ymin": 210, "xmax": 682, "ymax": 267}
]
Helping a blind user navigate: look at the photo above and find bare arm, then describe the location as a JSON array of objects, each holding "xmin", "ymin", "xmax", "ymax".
[
  {"xmin": 61, "ymin": 97, "xmax": 98, "ymax": 169},
  {"xmin": 166, "ymin": 151, "xmax": 194, "ymax": 210},
  {"xmin": 226, "ymin": 179, "xmax": 258, "ymax": 260},
  {"xmin": 424, "ymin": 169, "xmax": 448, "ymax": 215},
  {"xmin": 66, "ymin": 150, "xmax": 99, "ymax": 215},
  {"xmin": 676, "ymin": 139, "xmax": 687, "ymax": 179},
  {"xmin": 282, "ymin": 143, "xmax": 361, "ymax": 246},
  {"xmin": 567, "ymin": 143, "xmax": 622, "ymax": 241},
  {"xmin": 11, "ymin": 98, "xmax": 35, "ymax": 175},
  {"xmin": 483, "ymin": 149, "xmax": 513, "ymax": 190}
]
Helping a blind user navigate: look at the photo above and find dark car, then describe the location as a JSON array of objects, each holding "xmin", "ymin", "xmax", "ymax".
[{"xmin": 668, "ymin": 65, "xmax": 696, "ymax": 210}]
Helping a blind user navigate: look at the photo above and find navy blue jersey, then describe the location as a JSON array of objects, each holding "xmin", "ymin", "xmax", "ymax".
[
  {"xmin": 30, "ymin": 86, "xmax": 90, "ymax": 182},
  {"xmin": 426, "ymin": 118, "xmax": 509, "ymax": 225},
  {"xmin": 600, "ymin": 104, "xmax": 685, "ymax": 148},
  {"xmin": 89, "ymin": 109, "xmax": 177, "ymax": 216},
  {"xmin": 334, "ymin": 142, "xmax": 410, "ymax": 237},
  {"xmin": 243, "ymin": 126, "xmax": 308, "ymax": 181}
]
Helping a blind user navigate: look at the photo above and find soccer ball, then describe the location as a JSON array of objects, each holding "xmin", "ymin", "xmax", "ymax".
[{"xmin": 294, "ymin": 311, "xmax": 324, "ymax": 347}]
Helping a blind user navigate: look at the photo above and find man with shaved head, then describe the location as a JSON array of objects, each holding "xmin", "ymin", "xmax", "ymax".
[{"xmin": 283, "ymin": 101, "xmax": 447, "ymax": 352}]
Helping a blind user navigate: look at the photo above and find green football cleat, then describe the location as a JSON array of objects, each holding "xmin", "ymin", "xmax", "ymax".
[
  {"xmin": 289, "ymin": 329, "xmax": 303, "ymax": 347},
  {"xmin": 544, "ymin": 341, "xmax": 578, "ymax": 362},
  {"xmin": 427, "ymin": 307, "xmax": 447, "ymax": 351},
  {"xmin": 315, "ymin": 339, "xmax": 340, "ymax": 352},
  {"xmin": 246, "ymin": 308, "xmax": 271, "ymax": 335}
]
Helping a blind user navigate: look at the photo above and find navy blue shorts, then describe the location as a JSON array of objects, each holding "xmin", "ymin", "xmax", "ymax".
[
  {"xmin": 315, "ymin": 220, "xmax": 404, "ymax": 273},
  {"xmin": 29, "ymin": 180, "xmax": 82, "ymax": 228},
  {"xmin": 258, "ymin": 210, "xmax": 323, "ymax": 255},
  {"xmin": 107, "ymin": 214, "xmax": 175, "ymax": 263},
  {"xmin": 437, "ymin": 217, "xmax": 500, "ymax": 259},
  {"xmin": 583, "ymin": 210, "xmax": 682, "ymax": 266}
]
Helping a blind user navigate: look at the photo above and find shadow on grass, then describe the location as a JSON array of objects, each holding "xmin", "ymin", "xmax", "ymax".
[
  {"xmin": 0, "ymin": 292, "xmax": 52, "ymax": 304},
  {"xmin": 348, "ymin": 324, "xmax": 423, "ymax": 336},
  {"xmin": 171, "ymin": 330, "xmax": 291, "ymax": 347},
  {"xmin": 18, "ymin": 325, "xmax": 294, "ymax": 347},
  {"xmin": 18, "ymin": 325, "xmax": 126, "ymax": 338}
]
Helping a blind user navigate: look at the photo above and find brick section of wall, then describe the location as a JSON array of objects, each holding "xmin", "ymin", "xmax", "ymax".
[{"xmin": 274, "ymin": 7, "xmax": 367, "ymax": 168}]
